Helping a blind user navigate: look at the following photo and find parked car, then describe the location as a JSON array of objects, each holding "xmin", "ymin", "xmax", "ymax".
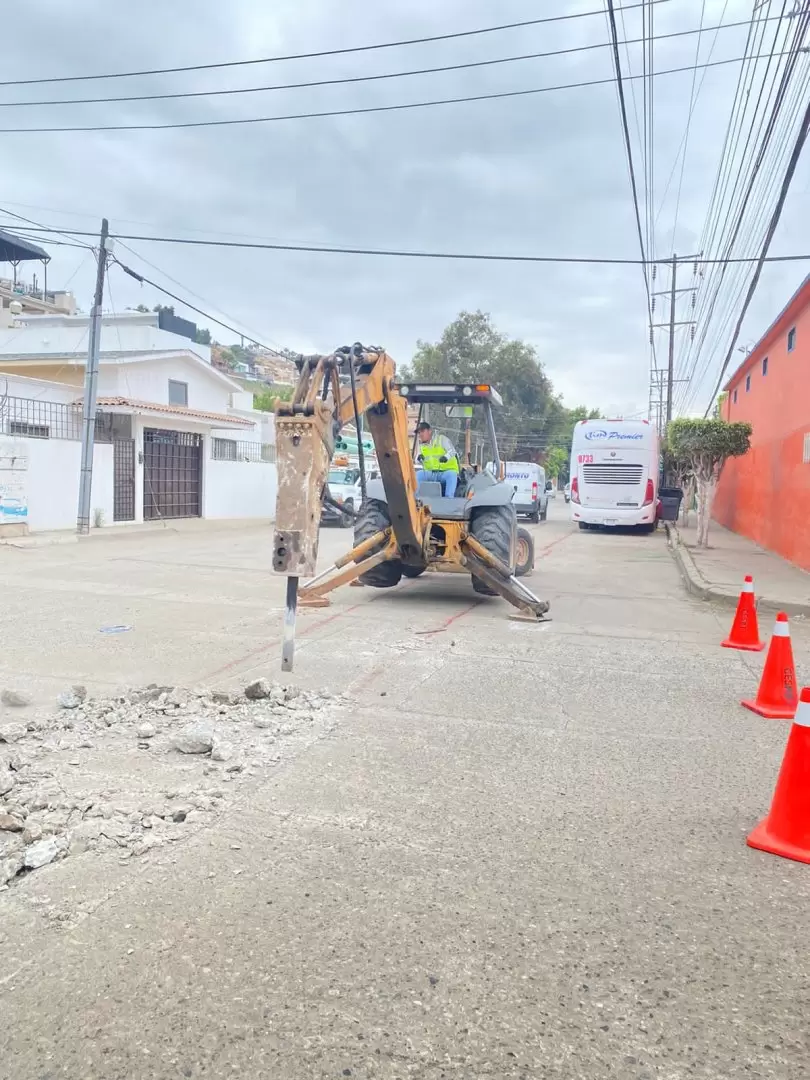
[{"xmin": 564, "ymin": 482, "xmax": 571, "ymax": 503}]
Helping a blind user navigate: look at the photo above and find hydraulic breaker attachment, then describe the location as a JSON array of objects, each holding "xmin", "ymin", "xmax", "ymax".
[
  {"xmin": 272, "ymin": 401, "xmax": 334, "ymax": 579},
  {"xmin": 273, "ymin": 400, "xmax": 334, "ymax": 672}
]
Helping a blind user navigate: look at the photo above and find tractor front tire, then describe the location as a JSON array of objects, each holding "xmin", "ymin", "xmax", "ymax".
[
  {"xmin": 469, "ymin": 505, "xmax": 516, "ymax": 596},
  {"xmin": 515, "ymin": 527, "xmax": 534, "ymax": 577},
  {"xmin": 353, "ymin": 499, "xmax": 402, "ymax": 588},
  {"xmin": 401, "ymin": 565, "xmax": 426, "ymax": 579}
]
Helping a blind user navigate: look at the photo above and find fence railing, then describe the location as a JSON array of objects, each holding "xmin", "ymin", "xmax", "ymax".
[
  {"xmin": 211, "ymin": 437, "xmax": 276, "ymax": 463},
  {"xmin": 0, "ymin": 395, "xmax": 114, "ymax": 443}
]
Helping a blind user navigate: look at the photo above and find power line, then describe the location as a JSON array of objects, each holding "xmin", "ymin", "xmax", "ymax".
[
  {"xmin": 4, "ymin": 221, "xmax": 809, "ymax": 265},
  {"xmin": 0, "ymin": 1, "xmax": 673, "ymax": 88},
  {"xmin": 0, "ymin": 52, "xmax": 800, "ymax": 135},
  {"xmin": 0, "ymin": 19, "xmax": 763, "ymax": 110},
  {"xmin": 114, "ymin": 239, "xmax": 288, "ymax": 353},
  {"xmin": 681, "ymin": 7, "xmax": 809, "ymax": 412},
  {"xmin": 677, "ymin": 4, "xmax": 809, "ymax": 411},
  {"xmin": 109, "ymin": 256, "xmax": 284, "ymax": 357},
  {"xmin": 653, "ymin": 0, "xmax": 730, "ymax": 230},
  {"xmin": 0, "ymin": 204, "xmax": 95, "ymax": 249},
  {"xmin": 673, "ymin": 2, "xmax": 783, "ymax": 409},
  {"xmin": 669, "ymin": 0, "xmax": 708, "ymax": 251},
  {"xmin": 604, "ymin": 0, "xmax": 655, "ymax": 354},
  {"xmin": 702, "ymin": 97, "xmax": 810, "ymax": 414}
]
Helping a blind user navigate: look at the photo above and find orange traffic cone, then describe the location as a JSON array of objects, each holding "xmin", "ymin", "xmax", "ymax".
[
  {"xmin": 747, "ymin": 687, "xmax": 810, "ymax": 864},
  {"xmin": 721, "ymin": 575, "xmax": 764, "ymax": 652},
  {"xmin": 741, "ymin": 613, "xmax": 798, "ymax": 719}
]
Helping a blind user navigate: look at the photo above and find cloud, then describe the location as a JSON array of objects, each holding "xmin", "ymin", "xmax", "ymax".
[{"xmin": 1, "ymin": 0, "xmax": 808, "ymax": 421}]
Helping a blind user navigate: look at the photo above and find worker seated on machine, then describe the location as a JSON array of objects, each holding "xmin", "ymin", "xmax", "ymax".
[{"xmin": 415, "ymin": 421, "xmax": 459, "ymax": 498}]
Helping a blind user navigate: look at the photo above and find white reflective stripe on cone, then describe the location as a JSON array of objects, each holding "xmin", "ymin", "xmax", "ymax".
[
  {"xmin": 773, "ymin": 620, "xmax": 791, "ymax": 638},
  {"xmin": 742, "ymin": 580, "xmax": 754, "ymax": 593},
  {"xmin": 794, "ymin": 702, "xmax": 810, "ymax": 728}
]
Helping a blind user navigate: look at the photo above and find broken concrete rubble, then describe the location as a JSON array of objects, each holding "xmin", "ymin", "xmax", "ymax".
[
  {"xmin": 1, "ymin": 689, "xmax": 31, "ymax": 708},
  {"xmin": 23, "ymin": 837, "xmax": 65, "ymax": 870},
  {"xmin": 57, "ymin": 686, "xmax": 88, "ymax": 710},
  {"xmin": 244, "ymin": 678, "xmax": 272, "ymax": 701},
  {"xmin": 0, "ymin": 678, "xmax": 339, "ymax": 890}
]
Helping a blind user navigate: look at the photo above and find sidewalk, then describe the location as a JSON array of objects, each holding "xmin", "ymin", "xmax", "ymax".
[{"xmin": 666, "ymin": 515, "xmax": 810, "ymax": 617}]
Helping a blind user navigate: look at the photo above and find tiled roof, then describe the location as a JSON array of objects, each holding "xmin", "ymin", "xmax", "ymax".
[{"xmin": 90, "ymin": 397, "xmax": 255, "ymax": 427}]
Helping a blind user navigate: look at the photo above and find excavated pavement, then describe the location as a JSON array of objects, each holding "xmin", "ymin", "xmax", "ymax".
[{"xmin": 1, "ymin": 504, "xmax": 809, "ymax": 1079}]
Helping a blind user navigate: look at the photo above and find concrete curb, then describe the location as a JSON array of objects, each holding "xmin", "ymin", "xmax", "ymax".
[{"xmin": 664, "ymin": 521, "xmax": 810, "ymax": 618}]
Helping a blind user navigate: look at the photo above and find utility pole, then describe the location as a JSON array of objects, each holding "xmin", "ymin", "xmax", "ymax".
[
  {"xmin": 649, "ymin": 252, "xmax": 699, "ymax": 431},
  {"xmin": 77, "ymin": 219, "xmax": 109, "ymax": 535},
  {"xmin": 667, "ymin": 253, "xmax": 677, "ymax": 425}
]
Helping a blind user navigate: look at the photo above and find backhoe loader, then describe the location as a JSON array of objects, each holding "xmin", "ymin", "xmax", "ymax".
[{"xmin": 272, "ymin": 343, "xmax": 549, "ymax": 670}]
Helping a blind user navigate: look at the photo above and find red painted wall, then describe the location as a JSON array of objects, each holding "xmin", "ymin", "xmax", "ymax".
[{"xmin": 714, "ymin": 278, "xmax": 810, "ymax": 570}]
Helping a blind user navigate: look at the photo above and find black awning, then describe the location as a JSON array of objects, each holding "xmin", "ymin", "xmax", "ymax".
[{"xmin": 0, "ymin": 227, "xmax": 50, "ymax": 264}]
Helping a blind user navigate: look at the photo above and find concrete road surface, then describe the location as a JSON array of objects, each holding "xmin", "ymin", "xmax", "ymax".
[{"xmin": 2, "ymin": 501, "xmax": 809, "ymax": 1079}]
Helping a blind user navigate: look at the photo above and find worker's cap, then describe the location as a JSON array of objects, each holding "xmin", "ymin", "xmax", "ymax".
[{"xmin": 416, "ymin": 421, "xmax": 432, "ymax": 432}]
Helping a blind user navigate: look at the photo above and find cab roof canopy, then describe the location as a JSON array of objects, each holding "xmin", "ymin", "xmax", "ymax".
[{"xmin": 391, "ymin": 381, "xmax": 503, "ymax": 407}]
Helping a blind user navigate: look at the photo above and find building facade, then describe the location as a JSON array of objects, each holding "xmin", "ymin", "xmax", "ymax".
[
  {"xmin": 715, "ymin": 275, "xmax": 810, "ymax": 570},
  {"xmin": 0, "ymin": 311, "xmax": 277, "ymax": 534}
]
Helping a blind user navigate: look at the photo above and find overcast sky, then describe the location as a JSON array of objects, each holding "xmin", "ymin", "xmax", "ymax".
[{"xmin": 1, "ymin": 0, "xmax": 808, "ymax": 418}]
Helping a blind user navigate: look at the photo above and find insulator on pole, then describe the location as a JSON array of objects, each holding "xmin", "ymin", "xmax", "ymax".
[
  {"xmin": 691, "ymin": 291, "xmax": 696, "ymax": 308},
  {"xmin": 690, "ymin": 324, "xmax": 696, "ymax": 341},
  {"xmin": 651, "ymin": 297, "xmax": 656, "ymax": 313},
  {"xmin": 652, "ymin": 264, "xmax": 657, "ymax": 281}
]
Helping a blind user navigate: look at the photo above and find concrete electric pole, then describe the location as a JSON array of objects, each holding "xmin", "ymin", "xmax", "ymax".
[{"xmin": 76, "ymin": 218, "xmax": 109, "ymax": 535}]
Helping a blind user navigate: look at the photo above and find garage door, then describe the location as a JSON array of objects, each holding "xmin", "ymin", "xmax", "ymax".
[{"xmin": 143, "ymin": 428, "xmax": 202, "ymax": 520}]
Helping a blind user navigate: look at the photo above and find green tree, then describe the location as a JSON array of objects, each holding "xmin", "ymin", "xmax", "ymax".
[
  {"xmin": 254, "ymin": 386, "xmax": 293, "ymax": 411},
  {"xmin": 153, "ymin": 304, "xmax": 175, "ymax": 315},
  {"xmin": 544, "ymin": 447, "xmax": 568, "ymax": 481},
  {"xmin": 667, "ymin": 418, "xmax": 752, "ymax": 547},
  {"xmin": 195, "ymin": 327, "xmax": 212, "ymax": 345}
]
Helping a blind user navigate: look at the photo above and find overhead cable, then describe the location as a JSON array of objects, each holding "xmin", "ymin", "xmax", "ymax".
[
  {"xmin": 4, "ymin": 222, "xmax": 809, "ymax": 265},
  {"xmin": 0, "ymin": 51, "xmax": 800, "ymax": 134},
  {"xmin": 0, "ymin": 1, "xmax": 673, "ymax": 88},
  {"xmin": 0, "ymin": 18, "xmax": 766, "ymax": 110}
]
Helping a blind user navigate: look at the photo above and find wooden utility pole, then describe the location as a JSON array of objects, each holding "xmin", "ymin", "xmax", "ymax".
[
  {"xmin": 77, "ymin": 219, "xmax": 109, "ymax": 535},
  {"xmin": 666, "ymin": 253, "xmax": 677, "ymax": 425}
]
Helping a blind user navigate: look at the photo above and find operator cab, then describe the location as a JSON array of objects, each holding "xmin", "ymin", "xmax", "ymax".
[{"xmin": 387, "ymin": 382, "xmax": 508, "ymax": 521}]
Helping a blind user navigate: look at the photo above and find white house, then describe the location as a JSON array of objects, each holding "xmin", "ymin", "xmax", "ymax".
[{"xmin": 0, "ymin": 311, "xmax": 277, "ymax": 534}]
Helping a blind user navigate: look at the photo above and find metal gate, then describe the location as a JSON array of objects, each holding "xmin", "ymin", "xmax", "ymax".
[
  {"xmin": 143, "ymin": 429, "xmax": 202, "ymax": 520},
  {"xmin": 113, "ymin": 439, "xmax": 136, "ymax": 522}
]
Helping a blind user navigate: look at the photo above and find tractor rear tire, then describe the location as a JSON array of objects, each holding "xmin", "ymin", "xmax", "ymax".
[
  {"xmin": 469, "ymin": 505, "xmax": 516, "ymax": 596},
  {"xmin": 353, "ymin": 499, "xmax": 402, "ymax": 588}
]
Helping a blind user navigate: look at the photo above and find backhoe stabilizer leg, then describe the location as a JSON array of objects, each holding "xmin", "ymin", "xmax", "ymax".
[
  {"xmin": 298, "ymin": 529, "xmax": 397, "ymax": 605},
  {"xmin": 462, "ymin": 545, "xmax": 550, "ymax": 622}
]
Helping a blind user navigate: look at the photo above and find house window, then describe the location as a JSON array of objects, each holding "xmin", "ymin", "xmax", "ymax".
[
  {"xmin": 168, "ymin": 380, "xmax": 188, "ymax": 407},
  {"xmin": 733, "ymin": 389, "xmax": 738, "ymax": 404},
  {"xmin": 745, "ymin": 374, "xmax": 751, "ymax": 393},
  {"xmin": 788, "ymin": 327, "xmax": 796, "ymax": 352},
  {"xmin": 9, "ymin": 421, "xmax": 49, "ymax": 439},
  {"xmin": 762, "ymin": 356, "xmax": 768, "ymax": 376}
]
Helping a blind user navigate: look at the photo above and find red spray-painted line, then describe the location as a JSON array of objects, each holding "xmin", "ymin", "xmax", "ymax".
[
  {"xmin": 536, "ymin": 529, "xmax": 576, "ymax": 559},
  {"xmin": 414, "ymin": 599, "xmax": 482, "ymax": 635},
  {"xmin": 201, "ymin": 601, "xmax": 365, "ymax": 681}
]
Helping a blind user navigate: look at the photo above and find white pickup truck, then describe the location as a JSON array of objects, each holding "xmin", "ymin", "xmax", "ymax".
[{"xmin": 321, "ymin": 464, "xmax": 378, "ymax": 527}]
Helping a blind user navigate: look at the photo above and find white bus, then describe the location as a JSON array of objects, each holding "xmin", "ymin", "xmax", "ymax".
[{"xmin": 569, "ymin": 419, "xmax": 660, "ymax": 532}]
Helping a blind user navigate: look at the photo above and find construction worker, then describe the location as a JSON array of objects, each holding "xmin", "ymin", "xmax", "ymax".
[{"xmin": 415, "ymin": 421, "xmax": 459, "ymax": 498}]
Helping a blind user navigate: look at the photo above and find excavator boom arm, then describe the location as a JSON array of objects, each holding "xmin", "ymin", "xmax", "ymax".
[{"xmin": 272, "ymin": 344, "xmax": 423, "ymax": 581}]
